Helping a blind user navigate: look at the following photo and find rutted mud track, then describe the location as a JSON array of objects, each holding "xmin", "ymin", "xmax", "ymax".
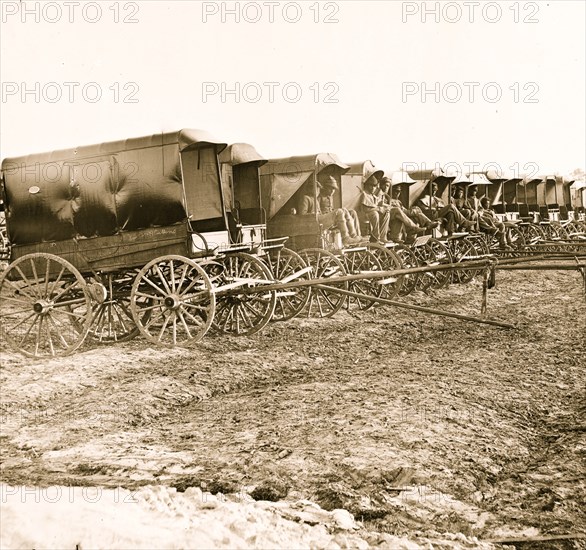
[{"xmin": 1, "ymin": 270, "xmax": 585, "ymax": 547}]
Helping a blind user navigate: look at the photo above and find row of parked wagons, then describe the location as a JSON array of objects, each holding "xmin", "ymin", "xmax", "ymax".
[{"xmin": 0, "ymin": 129, "xmax": 584, "ymax": 357}]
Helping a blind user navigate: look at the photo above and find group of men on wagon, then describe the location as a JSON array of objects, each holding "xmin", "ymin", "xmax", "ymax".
[{"xmin": 300, "ymin": 169, "xmax": 515, "ymax": 248}]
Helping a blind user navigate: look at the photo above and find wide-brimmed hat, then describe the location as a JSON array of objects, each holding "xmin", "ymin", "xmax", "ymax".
[
  {"xmin": 363, "ymin": 176, "xmax": 379, "ymax": 189},
  {"xmin": 318, "ymin": 175, "xmax": 339, "ymax": 190}
]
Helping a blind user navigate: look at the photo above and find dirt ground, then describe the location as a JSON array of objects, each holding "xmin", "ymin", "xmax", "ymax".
[{"xmin": 1, "ymin": 268, "xmax": 585, "ymax": 549}]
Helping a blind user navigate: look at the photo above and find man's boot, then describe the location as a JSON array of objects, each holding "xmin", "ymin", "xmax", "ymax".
[{"xmin": 499, "ymin": 232, "xmax": 511, "ymax": 249}]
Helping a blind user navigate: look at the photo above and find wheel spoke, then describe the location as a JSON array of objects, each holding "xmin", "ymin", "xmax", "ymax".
[
  {"xmin": 51, "ymin": 279, "xmax": 80, "ymax": 304},
  {"xmin": 14, "ymin": 265, "xmax": 39, "ymax": 299},
  {"xmin": 136, "ymin": 302, "xmax": 167, "ymax": 313},
  {"xmin": 51, "ymin": 307, "xmax": 87, "ymax": 320},
  {"xmin": 177, "ymin": 310, "xmax": 193, "ymax": 339},
  {"xmin": 169, "ymin": 261, "xmax": 176, "ymax": 292},
  {"xmin": 141, "ymin": 274, "xmax": 168, "ymax": 297},
  {"xmin": 29, "ymin": 258, "xmax": 43, "ymax": 298},
  {"xmin": 45, "ymin": 318, "xmax": 56, "ymax": 356},
  {"xmin": 34, "ymin": 315, "xmax": 44, "ymax": 356},
  {"xmin": 154, "ymin": 264, "xmax": 172, "ymax": 294},
  {"xmin": 7, "ymin": 311, "xmax": 37, "ymax": 332},
  {"xmin": 134, "ymin": 291, "xmax": 164, "ymax": 302},
  {"xmin": 314, "ymin": 293, "xmax": 325, "ymax": 317},
  {"xmin": 49, "ymin": 265, "xmax": 66, "ymax": 298},
  {"xmin": 222, "ymin": 306, "xmax": 235, "ymax": 332},
  {"xmin": 320, "ymin": 290, "xmax": 339, "ymax": 311},
  {"xmin": 112, "ymin": 303, "xmax": 132, "ymax": 335},
  {"xmin": 1, "ymin": 278, "xmax": 35, "ymax": 300},
  {"xmin": 2, "ymin": 296, "xmax": 31, "ymax": 308},
  {"xmin": 47, "ymin": 313, "xmax": 70, "ymax": 348},
  {"xmin": 239, "ymin": 303, "xmax": 256, "ymax": 328},
  {"xmin": 180, "ymin": 270, "xmax": 204, "ymax": 296},
  {"xmin": 177, "ymin": 262, "xmax": 189, "ymax": 292},
  {"xmin": 3, "ymin": 307, "xmax": 36, "ymax": 317},
  {"xmin": 44, "ymin": 257, "xmax": 51, "ymax": 296},
  {"xmin": 92, "ymin": 304, "xmax": 108, "ymax": 342}
]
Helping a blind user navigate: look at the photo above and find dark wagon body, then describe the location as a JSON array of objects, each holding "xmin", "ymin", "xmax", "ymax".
[{"xmin": 1, "ymin": 129, "xmax": 231, "ymax": 274}]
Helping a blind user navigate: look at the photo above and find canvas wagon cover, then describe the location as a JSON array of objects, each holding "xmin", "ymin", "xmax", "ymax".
[
  {"xmin": 1, "ymin": 129, "xmax": 226, "ymax": 246},
  {"xmin": 259, "ymin": 153, "xmax": 348, "ymax": 220}
]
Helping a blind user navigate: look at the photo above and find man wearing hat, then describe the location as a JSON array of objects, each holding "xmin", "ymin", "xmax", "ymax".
[
  {"xmin": 453, "ymin": 186, "xmax": 478, "ymax": 223},
  {"xmin": 361, "ymin": 175, "xmax": 391, "ymax": 242},
  {"xmin": 373, "ymin": 177, "xmax": 430, "ymax": 242},
  {"xmin": 299, "ymin": 173, "xmax": 362, "ymax": 245},
  {"xmin": 465, "ymin": 186, "xmax": 481, "ymax": 214},
  {"xmin": 388, "ymin": 181, "xmax": 438, "ymax": 230},
  {"xmin": 478, "ymin": 197, "xmax": 513, "ymax": 249},
  {"xmin": 417, "ymin": 181, "xmax": 475, "ymax": 235}
]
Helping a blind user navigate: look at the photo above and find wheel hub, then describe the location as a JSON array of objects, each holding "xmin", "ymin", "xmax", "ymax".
[
  {"xmin": 33, "ymin": 300, "xmax": 52, "ymax": 314},
  {"xmin": 164, "ymin": 294, "xmax": 181, "ymax": 310}
]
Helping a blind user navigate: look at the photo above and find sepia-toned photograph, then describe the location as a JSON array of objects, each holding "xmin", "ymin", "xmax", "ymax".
[{"xmin": 1, "ymin": 1, "xmax": 585, "ymax": 548}]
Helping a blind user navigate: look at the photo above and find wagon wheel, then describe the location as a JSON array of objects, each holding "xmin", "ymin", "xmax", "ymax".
[
  {"xmin": 449, "ymin": 238, "xmax": 480, "ymax": 284},
  {"xmin": 519, "ymin": 223, "xmax": 545, "ymax": 246},
  {"xmin": 507, "ymin": 225, "xmax": 526, "ymax": 251},
  {"xmin": 299, "ymin": 248, "xmax": 347, "ymax": 318},
  {"xmin": 0, "ymin": 253, "xmax": 92, "ymax": 357},
  {"xmin": 550, "ymin": 222, "xmax": 569, "ymax": 241},
  {"xmin": 426, "ymin": 239, "xmax": 452, "ymax": 290},
  {"xmin": 86, "ymin": 271, "xmax": 140, "ymax": 343},
  {"xmin": 539, "ymin": 224, "xmax": 565, "ymax": 251},
  {"xmin": 540, "ymin": 223, "xmax": 558, "ymax": 241},
  {"xmin": 130, "ymin": 255, "xmax": 215, "ymax": 346},
  {"xmin": 466, "ymin": 235, "xmax": 491, "ymax": 257},
  {"xmin": 366, "ymin": 243, "xmax": 404, "ymax": 300},
  {"xmin": 566, "ymin": 221, "xmax": 584, "ymax": 237},
  {"xmin": 342, "ymin": 248, "xmax": 384, "ymax": 311},
  {"xmin": 395, "ymin": 244, "xmax": 419, "ymax": 297},
  {"xmin": 411, "ymin": 243, "xmax": 436, "ymax": 293},
  {"xmin": 267, "ymin": 247, "xmax": 311, "ymax": 322},
  {"xmin": 212, "ymin": 252, "xmax": 276, "ymax": 336}
]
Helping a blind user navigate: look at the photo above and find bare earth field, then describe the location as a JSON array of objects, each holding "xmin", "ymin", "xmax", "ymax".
[{"xmin": 1, "ymin": 269, "xmax": 585, "ymax": 549}]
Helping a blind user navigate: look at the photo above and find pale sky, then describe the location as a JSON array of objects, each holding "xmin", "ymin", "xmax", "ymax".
[{"xmin": 1, "ymin": 0, "xmax": 585, "ymax": 176}]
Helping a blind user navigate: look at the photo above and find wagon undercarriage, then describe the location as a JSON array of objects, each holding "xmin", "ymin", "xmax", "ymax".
[{"xmin": 3, "ymin": 239, "xmax": 583, "ymax": 358}]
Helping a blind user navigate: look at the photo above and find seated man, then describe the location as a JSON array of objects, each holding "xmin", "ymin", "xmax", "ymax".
[
  {"xmin": 464, "ymin": 185, "xmax": 481, "ymax": 215},
  {"xmin": 377, "ymin": 177, "xmax": 434, "ymax": 242},
  {"xmin": 299, "ymin": 175, "xmax": 362, "ymax": 246},
  {"xmin": 453, "ymin": 186, "xmax": 478, "ymax": 222},
  {"xmin": 478, "ymin": 197, "xmax": 512, "ymax": 249},
  {"xmin": 361, "ymin": 175, "xmax": 390, "ymax": 242},
  {"xmin": 386, "ymin": 179, "xmax": 439, "ymax": 232},
  {"xmin": 417, "ymin": 181, "xmax": 475, "ymax": 235}
]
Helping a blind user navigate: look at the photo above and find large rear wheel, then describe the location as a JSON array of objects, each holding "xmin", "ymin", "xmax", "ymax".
[
  {"xmin": 395, "ymin": 244, "xmax": 419, "ymax": 297},
  {"xmin": 130, "ymin": 256, "xmax": 215, "ymax": 346},
  {"xmin": 366, "ymin": 243, "xmax": 404, "ymax": 300},
  {"xmin": 299, "ymin": 248, "xmax": 347, "ymax": 318},
  {"xmin": 268, "ymin": 248, "xmax": 311, "ymax": 322},
  {"xmin": 343, "ymin": 248, "xmax": 383, "ymax": 311},
  {"xmin": 212, "ymin": 252, "xmax": 277, "ymax": 336}
]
